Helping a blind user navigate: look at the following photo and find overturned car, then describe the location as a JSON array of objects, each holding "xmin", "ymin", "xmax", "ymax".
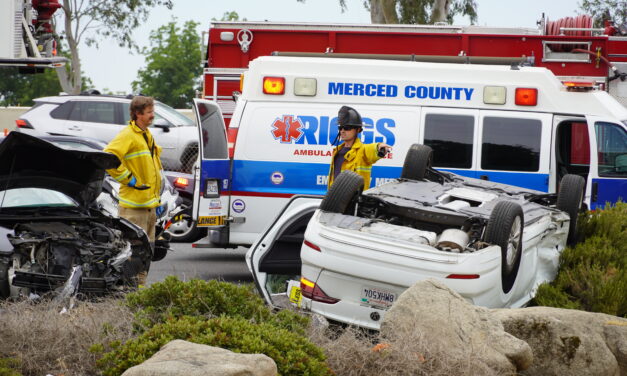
[
  {"xmin": 0, "ymin": 132, "xmax": 154, "ymax": 299},
  {"xmin": 247, "ymin": 144, "xmax": 584, "ymax": 330}
]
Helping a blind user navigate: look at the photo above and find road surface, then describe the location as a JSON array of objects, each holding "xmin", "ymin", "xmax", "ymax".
[{"xmin": 146, "ymin": 243, "xmax": 254, "ymax": 285}]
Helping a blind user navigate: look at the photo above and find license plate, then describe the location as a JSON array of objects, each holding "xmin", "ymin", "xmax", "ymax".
[
  {"xmin": 361, "ymin": 286, "xmax": 397, "ymax": 309},
  {"xmin": 197, "ymin": 215, "xmax": 225, "ymax": 226},
  {"xmin": 287, "ymin": 280, "xmax": 302, "ymax": 307}
]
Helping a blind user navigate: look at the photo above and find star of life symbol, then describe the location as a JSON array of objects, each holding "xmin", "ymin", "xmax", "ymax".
[{"xmin": 271, "ymin": 115, "xmax": 304, "ymax": 143}]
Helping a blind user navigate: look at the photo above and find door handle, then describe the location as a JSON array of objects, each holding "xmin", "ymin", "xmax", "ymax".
[
  {"xmin": 591, "ymin": 182, "xmax": 598, "ymax": 202},
  {"xmin": 480, "ymin": 175, "xmax": 489, "ymax": 181}
]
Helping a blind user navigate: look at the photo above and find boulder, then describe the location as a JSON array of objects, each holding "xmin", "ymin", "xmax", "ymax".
[
  {"xmin": 122, "ymin": 339, "xmax": 277, "ymax": 376},
  {"xmin": 492, "ymin": 307, "xmax": 627, "ymax": 376},
  {"xmin": 380, "ymin": 279, "xmax": 533, "ymax": 374}
]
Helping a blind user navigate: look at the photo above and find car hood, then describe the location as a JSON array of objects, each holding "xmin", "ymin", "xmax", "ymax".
[{"xmin": 0, "ymin": 132, "xmax": 120, "ymax": 207}]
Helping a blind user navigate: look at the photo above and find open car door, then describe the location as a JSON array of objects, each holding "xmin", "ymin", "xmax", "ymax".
[
  {"xmin": 584, "ymin": 116, "xmax": 627, "ymax": 209},
  {"xmin": 192, "ymin": 99, "xmax": 230, "ymax": 235},
  {"xmin": 245, "ymin": 195, "xmax": 322, "ymax": 307}
]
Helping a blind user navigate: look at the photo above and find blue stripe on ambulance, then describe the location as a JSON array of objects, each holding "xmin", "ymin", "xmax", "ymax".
[
  {"xmin": 228, "ymin": 160, "xmax": 551, "ymax": 195},
  {"xmin": 590, "ymin": 178, "xmax": 627, "ymax": 210},
  {"xmin": 200, "ymin": 159, "xmax": 230, "ymax": 194}
]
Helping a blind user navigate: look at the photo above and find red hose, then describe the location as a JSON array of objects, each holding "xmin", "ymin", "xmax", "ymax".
[{"xmin": 546, "ymin": 15, "xmax": 593, "ymax": 52}]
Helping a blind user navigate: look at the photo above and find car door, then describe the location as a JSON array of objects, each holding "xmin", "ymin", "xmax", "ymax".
[
  {"xmin": 192, "ymin": 99, "xmax": 231, "ymax": 230},
  {"xmin": 245, "ymin": 196, "xmax": 322, "ymax": 307},
  {"xmin": 65, "ymin": 100, "xmax": 123, "ymax": 142},
  {"xmin": 585, "ymin": 116, "xmax": 627, "ymax": 209}
]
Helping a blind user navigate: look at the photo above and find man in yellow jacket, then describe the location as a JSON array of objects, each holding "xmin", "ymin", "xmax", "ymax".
[
  {"xmin": 328, "ymin": 106, "xmax": 391, "ymax": 189},
  {"xmin": 104, "ymin": 96, "xmax": 163, "ymax": 284}
]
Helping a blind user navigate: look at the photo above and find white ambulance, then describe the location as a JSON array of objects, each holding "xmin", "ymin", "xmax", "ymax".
[{"xmin": 193, "ymin": 56, "xmax": 627, "ymax": 248}]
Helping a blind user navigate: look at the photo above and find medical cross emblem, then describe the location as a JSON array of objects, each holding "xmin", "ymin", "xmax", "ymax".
[{"xmin": 271, "ymin": 115, "xmax": 303, "ymax": 143}]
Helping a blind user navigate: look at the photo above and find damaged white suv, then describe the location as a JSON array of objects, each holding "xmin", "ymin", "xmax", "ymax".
[{"xmin": 247, "ymin": 144, "xmax": 584, "ymax": 330}]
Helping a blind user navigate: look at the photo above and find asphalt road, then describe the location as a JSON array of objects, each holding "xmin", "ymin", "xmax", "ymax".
[{"xmin": 146, "ymin": 243, "xmax": 254, "ymax": 285}]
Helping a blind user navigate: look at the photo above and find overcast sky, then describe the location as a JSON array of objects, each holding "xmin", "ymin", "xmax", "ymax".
[{"xmin": 78, "ymin": 0, "xmax": 581, "ymax": 94}]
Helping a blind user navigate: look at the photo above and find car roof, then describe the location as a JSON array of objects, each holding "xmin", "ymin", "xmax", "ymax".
[{"xmin": 33, "ymin": 94, "xmax": 168, "ymax": 106}]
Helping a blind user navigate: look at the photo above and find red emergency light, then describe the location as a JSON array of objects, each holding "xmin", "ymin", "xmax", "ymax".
[{"xmin": 515, "ymin": 88, "xmax": 538, "ymax": 106}]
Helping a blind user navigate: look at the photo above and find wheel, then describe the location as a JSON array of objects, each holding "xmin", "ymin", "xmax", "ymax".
[
  {"xmin": 484, "ymin": 201, "xmax": 524, "ymax": 294},
  {"xmin": 401, "ymin": 144, "xmax": 433, "ymax": 180},
  {"xmin": 166, "ymin": 216, "xmax": 204, "ymax": 242},
  {"xmin": 556, "ymin": 174, "xmax": 585, "ymax": 246},
  {"xmin": 319, "ymin": 171, "xmax": 364, "ymax": 214}
]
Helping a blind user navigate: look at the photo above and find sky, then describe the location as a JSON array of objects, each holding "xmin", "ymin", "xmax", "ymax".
[{"xmin": 78, "ymin": 0, "xmax": 582, "ymax": 94}]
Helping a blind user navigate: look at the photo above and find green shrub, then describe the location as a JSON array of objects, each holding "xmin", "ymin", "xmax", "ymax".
[
  {"xmin": 96, "ymin": 316, "xmax": 333, "ymax": 376},
  {"xmin": 533, "ymin": 203, "xmax": 627, "ymax": 317},
  {"xmin": 0, "ymin": 358, "xmax": 21, "ymax": 376},
  {"xmin": 125, "ymin": 276, "xmax": 309, "ymax": 335}
]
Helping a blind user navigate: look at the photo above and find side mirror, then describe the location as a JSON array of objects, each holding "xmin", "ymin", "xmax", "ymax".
[{"xmin": 153, "ymin": 118, "xmax": 171, "ymax": 133}]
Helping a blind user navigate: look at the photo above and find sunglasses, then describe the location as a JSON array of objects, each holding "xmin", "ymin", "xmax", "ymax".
[{"xmin": 338, "ymin": 125, "xmax": 360, "ymax": 131}]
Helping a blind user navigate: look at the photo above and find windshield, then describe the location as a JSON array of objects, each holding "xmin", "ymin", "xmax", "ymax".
[
  {"xmin": 595, "ymin": 122, "xmax": 627, "ymax": 177},
  {"xmin": 155, "ymin": 103, "xmax": 195, "ymax": 127},
  {"xmin": 0, "ymin": 188, "xmax": 78, "ymax": 208}
]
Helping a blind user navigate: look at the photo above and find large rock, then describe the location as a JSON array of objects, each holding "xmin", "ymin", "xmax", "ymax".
[
  {"xmin": 380, "ymin": 279, "xmax": 533, "ymax": 374},
  {"xmin": 492, "ymin": 307, "xmax": 627, "ymax": 376},
  {"xmin": 122, "ymin": 339, "xmax": 277, "ymax": 376}
]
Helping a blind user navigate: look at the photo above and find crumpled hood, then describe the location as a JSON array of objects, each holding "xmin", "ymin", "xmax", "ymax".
[{"xmin": 0, "ymin": 132, "xmax": 120, "ymax": 206}]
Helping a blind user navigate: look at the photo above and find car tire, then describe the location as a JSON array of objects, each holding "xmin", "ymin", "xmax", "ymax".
[
  {"xmin": 320, "ymin": 171, "xmax": 364, "ymax": 214},
  {"xmin": 484, "ymin": 201, "xmax": 524, "ymax": 294},
  {"xmin": 401, "ymin": 144, "xmax": 433, "ymax": 180},
  {"xmin": 166, "ymin": 216, "xmax": 204, "ymax": 243},
  {"xmin": 556, "ymin": 174, "xmax": 586, "ymax": 246}
]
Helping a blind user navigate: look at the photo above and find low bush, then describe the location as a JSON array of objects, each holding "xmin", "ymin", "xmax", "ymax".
[
  {"xmin": 95, "ymin": 316, "xmax": 333, "ymax": 376},
  {"xmin": 125, "ymin": 276, "xmax": 309, "ymax": 335},
  {"xmin": 533, "ymin": 202, "xmax": 627, "ymax": 317},
  {"xmin": 0, "ymin": 298, "xmax": 134, "ymax": 376},
  {"xmin": 0, "ymin": 358, "xmax": 21, "ymax": 376}
]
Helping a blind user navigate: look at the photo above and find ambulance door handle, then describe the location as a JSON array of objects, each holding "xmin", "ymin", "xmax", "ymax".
[
  {"xmin": 480, "ymin": 175, "xmax": 489, "ymax": 181},
  {"xmin": 591, "ymin": 182, "xmax": 598, "ymax": 202}
]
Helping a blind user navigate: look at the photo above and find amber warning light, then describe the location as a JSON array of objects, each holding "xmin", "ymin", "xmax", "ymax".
[{"xmin": 263, "ymin": 76, "xmax": 285, "ymax": 95}]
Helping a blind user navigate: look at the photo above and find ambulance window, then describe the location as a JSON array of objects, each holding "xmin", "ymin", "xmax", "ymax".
[
  {"xmin": 424, "ymin": 114, "xmax": 474, "ymax": 169},
  {"xmin": 482, "ymin": 117, "xmax": 541, "ymax": 172},
  {"xmin": 595, "ymin": 122, "xmax": 627, "ymax": 177},
  {"xmin": 198, "ymin": 102, "xmax": 227, "ymax": 159}
]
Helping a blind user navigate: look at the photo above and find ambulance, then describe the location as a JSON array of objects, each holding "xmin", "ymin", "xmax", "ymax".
[{"xmin": 192, "ymin": 55, "xmax": 627, "ymax": 248}]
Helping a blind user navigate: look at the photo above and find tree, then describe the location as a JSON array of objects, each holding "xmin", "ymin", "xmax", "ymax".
[
  {"xmin": 132, "ymin": 20, "xmax": 202, "ymax": 108},
  {"xmin": 0, "ymin": 68, "xmax": 61, "ymax": 106},
  {"xmin": 298, "ymin": 0, "xmax": 477, "ymax": 24},
  {"xmin": 579, "ymin": 0, "xmax": 627, "ymax": 28},
  {"xmin": 55, "ymin": 0, "xmax": 173, "ymax": 94}
]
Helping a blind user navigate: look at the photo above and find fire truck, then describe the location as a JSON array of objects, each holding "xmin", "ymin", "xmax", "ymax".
[
  {"xmin": 203, "ymin": 15, "xmax": 627, "ymax": 125},
  {"xmin": 0, "ymin": 0, "xmax": 66, "ymax": 71}
]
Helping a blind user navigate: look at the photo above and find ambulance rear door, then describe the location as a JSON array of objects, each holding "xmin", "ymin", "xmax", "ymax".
[
  {"xmin": 585, "ymin": 116, "xmax": 627, "ymax": 209},
  {"xmin": 193, "ymin": 99, "xmax": 230, "ymax": 229}
]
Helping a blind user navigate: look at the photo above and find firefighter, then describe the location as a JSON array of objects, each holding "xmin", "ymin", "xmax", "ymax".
[
  {"xmin": 327, "ymin": 105, "xmax": 391, "ymax": 188},
  {"xmin": 104, "ymin": 96, "xmax": 164, "ymax": 285}
]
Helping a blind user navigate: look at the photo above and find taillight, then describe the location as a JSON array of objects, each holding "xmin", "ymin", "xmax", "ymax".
[
  {"xmin": 303, "ymin": 239, "xmax": 320, "ymax": 252},
  {"xmin": 263, "ymin": 76, "xmax": 285, "ymax": 95},
  {"xmin": 15, "ymin": 119, "xmax": 33, "ymax": 129},
  {"xmin": 446, "ymin": 274, "xmax": 480, "ymax": 279},
  {"xmin": 515, "ymin": 88, "xmax": 538, "ymax": 106},
  {"xmin": 174, "ymin": 177, "xmax": 189, "ymax": 188},
  {"xmin": 227, "ymin": 127, "xmax": 238, "ymax": 158},
  {"xmin": 300, "ymin": 277, "xmax": 340, "ymax": 304}
]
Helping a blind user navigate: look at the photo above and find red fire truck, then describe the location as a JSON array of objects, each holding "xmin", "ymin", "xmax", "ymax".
[{"xmin": 203, "ymin": 15, "xmax": 627, "ymax": 125}]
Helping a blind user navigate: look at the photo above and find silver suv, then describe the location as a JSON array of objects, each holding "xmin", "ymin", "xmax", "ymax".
[{"xmin": 17, "ymin": 93, "xmax": 199, "ymax": 172}]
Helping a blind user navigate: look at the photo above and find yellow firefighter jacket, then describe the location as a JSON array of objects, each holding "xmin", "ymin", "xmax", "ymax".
[
  {"xmin": 327, "ymin": 138, "xmax": 382, "ymax": 189},
  {"xmin": 104, "ymin": 121, "xmax": 163, "ymax": 209}
]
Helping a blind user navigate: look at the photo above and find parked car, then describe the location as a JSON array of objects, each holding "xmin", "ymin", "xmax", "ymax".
[
  {"xmin": 246, "ymin": 145, "xmax": 584, "ymax": 330},
  {"xmin": 16, "ymin": 92, "xmax": 199, "ymax": 173},
  {"xmin": 0, "ymin": 132, "xmax": 155, "ymax": 299},
  {"xmin": 1, "ymin": 131, "xmax": 203, "ymax": 243}
]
